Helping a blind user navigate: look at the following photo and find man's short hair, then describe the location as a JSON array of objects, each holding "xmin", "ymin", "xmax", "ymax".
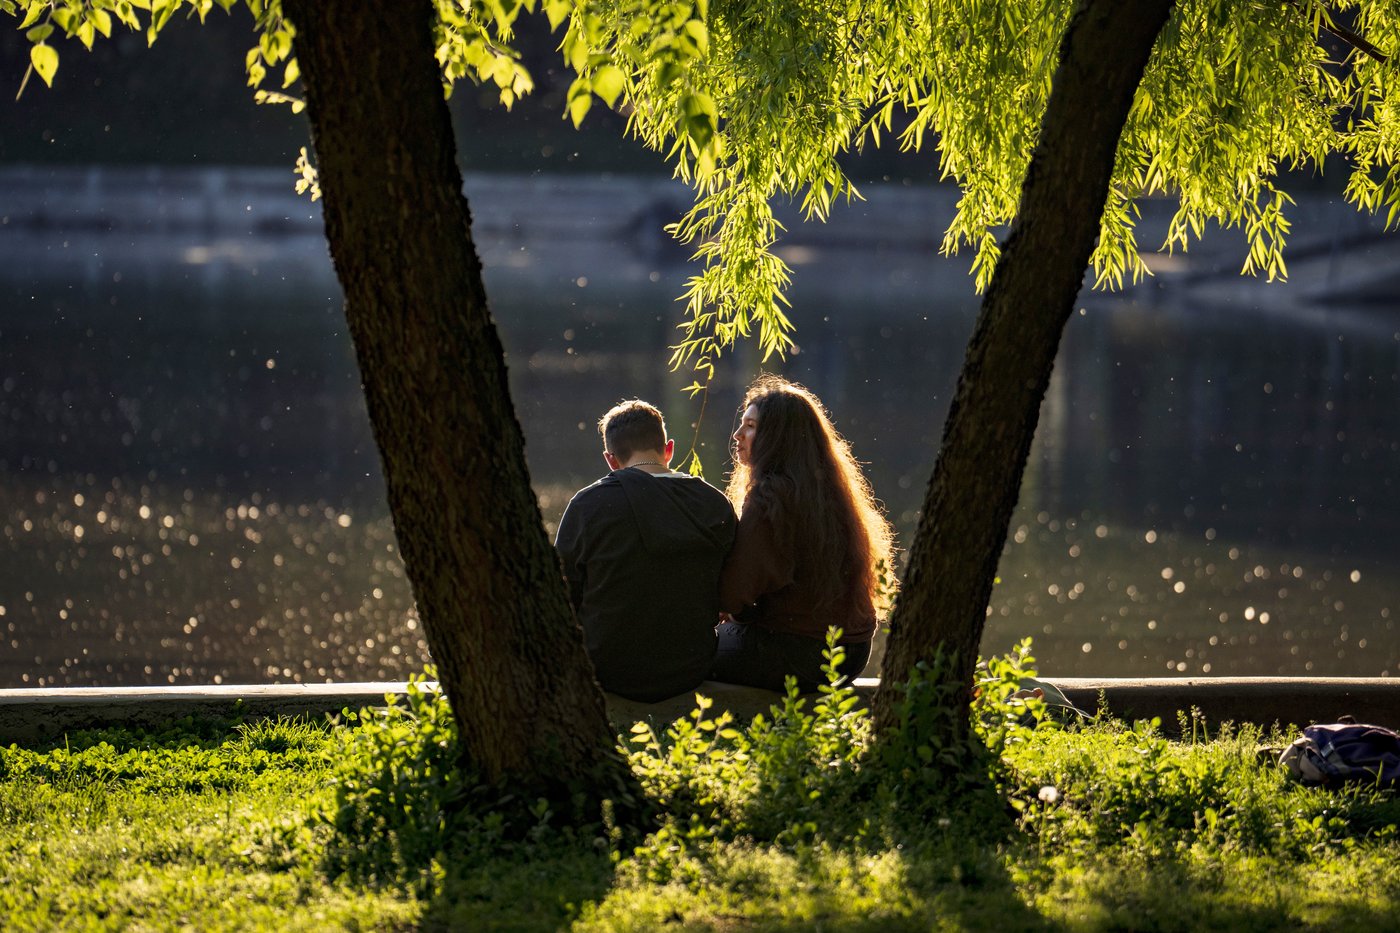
[{"xmin": 599, "ymin": 399, "xmax": 667, "ymax": 461}]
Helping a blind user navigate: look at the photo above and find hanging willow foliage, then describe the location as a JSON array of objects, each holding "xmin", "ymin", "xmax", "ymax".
[{"xmin": 9, "ymin": 0, "xmax": 1400, "ymax": 374}]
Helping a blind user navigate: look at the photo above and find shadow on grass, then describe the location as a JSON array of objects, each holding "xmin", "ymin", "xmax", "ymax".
[
  {"xmin": 561, "ymin": 832, "xmax": 1063, "ymax": 932},
  {"xmin": 419, "ymin": 843, "xmax": 618, "ymax": 931},
  {"xmin": 397, "ymin": 798, "xmax": 1062, "ymax": 932}
]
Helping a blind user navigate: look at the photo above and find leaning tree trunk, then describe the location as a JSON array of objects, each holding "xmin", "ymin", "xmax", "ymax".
[
  {"xmin": 283, "ymin": 0, "xmax": 638, "ymax": 816},
  {"xmin": 874, "ymin": 0, "xmax": 1175, "ymax": 738}
]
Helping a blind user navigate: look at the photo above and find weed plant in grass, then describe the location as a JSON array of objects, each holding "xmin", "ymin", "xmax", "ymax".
[{"xmin": 2, "ymin": 639, "xmax": 1399, "ymax": 930}]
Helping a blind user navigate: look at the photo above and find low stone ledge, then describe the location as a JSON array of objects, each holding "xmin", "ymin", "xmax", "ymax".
[
  {"xmin": 0, "ymin": 677, "xmax": 1395, "ymax": 746},
  {"xmin": 1053, "ymin": 677, "xmax": 1400, "ymax": 734},
  {"xmin": 0, "ymin": 683, "xmax": 408, "ymax": 746}
]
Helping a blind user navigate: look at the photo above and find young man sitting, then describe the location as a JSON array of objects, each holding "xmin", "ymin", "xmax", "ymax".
[{"xmin": 555, "ymin": 400, "xmax": 736, "ymax": 702}]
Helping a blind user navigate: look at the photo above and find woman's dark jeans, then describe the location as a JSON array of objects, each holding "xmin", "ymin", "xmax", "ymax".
[{"xmin": 710, "ymin": 621, "xmax": 871, "ymax": 693}]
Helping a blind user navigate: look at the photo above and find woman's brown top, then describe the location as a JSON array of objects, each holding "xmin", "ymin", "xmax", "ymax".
[{"xmin": 717, "ymin": 504, "xmax": 876, "ymax": 644}]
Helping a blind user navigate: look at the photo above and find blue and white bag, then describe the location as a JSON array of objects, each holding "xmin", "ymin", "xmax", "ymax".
[{"xmin": 1279, "ymin": 722, "xmax": 1400, "ymax": 788}]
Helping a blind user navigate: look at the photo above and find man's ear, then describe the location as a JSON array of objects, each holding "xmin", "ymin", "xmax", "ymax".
[
  {"xmin": 603, "ymin": 450, "xmax": 621, "ymax": 471},
  {"xmin": 663, "ymin": 438, "xmax": 675, "ymax": 465}
]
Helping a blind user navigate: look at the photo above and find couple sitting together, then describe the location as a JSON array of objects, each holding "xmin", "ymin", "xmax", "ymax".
[{"xmin": 555, "ymin": 374, "xmax": 896, "ymax": 703}]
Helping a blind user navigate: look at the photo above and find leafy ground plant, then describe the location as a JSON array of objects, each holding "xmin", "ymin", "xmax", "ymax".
[{"xmin": 2, "ymin": 642, "xmax": 1399, "ymax": 930}]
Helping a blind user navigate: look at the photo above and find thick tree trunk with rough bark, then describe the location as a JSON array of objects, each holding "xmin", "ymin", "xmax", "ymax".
[
  {"xmin": 874, "ymin": 0, "xmax": 1175, "ymax": 737},
  {"xmin": 283, "ymin": 0, "xmax": 637, "ymax": 815}
]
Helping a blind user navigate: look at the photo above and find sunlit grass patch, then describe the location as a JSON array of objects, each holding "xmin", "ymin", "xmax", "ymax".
[
  {"xmin": 1022, "ymin": 847, "xmax": 1400, "ymax": 932},
  {"xmin": 0, "ymin": 717, "xmax": 419, "ymax": 932},
  {"xmin": 1002, "ymin": 717, "xmax": 1400, "ymax": 859}
]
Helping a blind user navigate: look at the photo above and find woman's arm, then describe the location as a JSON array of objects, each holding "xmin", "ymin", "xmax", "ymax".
[{"xmin": 718, "ymin": 507, "xmax": 792, "ymax": 615}]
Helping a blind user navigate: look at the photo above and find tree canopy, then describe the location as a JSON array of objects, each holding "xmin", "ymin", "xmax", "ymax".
[
  {"xmin": 12, "ymin": 1, "xmax": 1400, "ymax": 370},
  {"xmin": 565, "ymin": 0, "xmax": 1400, "ymax": 373}
]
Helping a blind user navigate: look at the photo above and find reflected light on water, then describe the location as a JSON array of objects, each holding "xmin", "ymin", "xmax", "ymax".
[
  {"xmin": 0, "ymin": 477, "xmax": 426, "ymax": 687},
  {"xmin": 972, "ymin": 511, "xmax": 1395, "ymax": 678}
]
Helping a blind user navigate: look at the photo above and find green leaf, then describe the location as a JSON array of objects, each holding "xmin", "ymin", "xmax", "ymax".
[
  {"xmin": 25, "ymin": 23, "xmax": 53, "ymax": 42},
  {"xmin": 489, "ymin": 54, "xmax": 514, "ymax": 88},
  {"xmin": 562, "ymin": 25, "xmax": 587, "ymax": 72},
  {"xmin": 30, "ymin": 42, "xmax": 58, "ymax": 88},
  {"xmin": 685, "ymin": 112, "xmax": 714, "ymax": 150},
  {"xmin": 542, "ymin": 0, "xmax": 569, "ymax": 30},
  {"xmin": 592, "ymin": 63, "xmax": 624, "ymax": 108},
  {"xmin": 682, "ymin": 19, "xmax": 708, "ymax": 57},
  {"xmin": 566, "ymin": 76, "xmax": 592, "ymax": 127},
  {"xmin": 19, "ymin": 2, "xmax": 43, "ymax": 28}
]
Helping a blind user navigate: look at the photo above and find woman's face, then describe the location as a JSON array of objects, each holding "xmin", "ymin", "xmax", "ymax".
[{"xmin": 733, "ymin": 404, "xmax": 759, "ymax": 465}]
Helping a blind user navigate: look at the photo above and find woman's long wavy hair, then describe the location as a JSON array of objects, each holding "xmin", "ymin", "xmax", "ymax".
[{"xmin": 726, "ymin": 374, "xmax": 897, "ymax": 615}]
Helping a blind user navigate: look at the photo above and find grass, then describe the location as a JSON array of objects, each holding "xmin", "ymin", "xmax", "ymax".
[
  {"xmin": 0, "ymin": 717, "xmax": 415, "ymax": 931},
  {"xmin": 2, "ymin": 695, "xmax": 1399, "ymax": 931}
]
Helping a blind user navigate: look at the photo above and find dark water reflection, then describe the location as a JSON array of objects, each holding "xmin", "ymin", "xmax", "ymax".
[{"xmin": 2, "ymin": 199, "xmax": 1398, "ymax": 686}]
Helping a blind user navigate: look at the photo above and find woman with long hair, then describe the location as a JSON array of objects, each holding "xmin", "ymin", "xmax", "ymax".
[{"xmin": 713, "ymin": 374, "xmax": 897, "ymax": 691}]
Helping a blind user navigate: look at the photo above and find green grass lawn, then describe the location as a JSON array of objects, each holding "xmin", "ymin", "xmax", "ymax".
[{"xmin": 2, "ymin": 681, "xmax": 1399, "ymax": 932}]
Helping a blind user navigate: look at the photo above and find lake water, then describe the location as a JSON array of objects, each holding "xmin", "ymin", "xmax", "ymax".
[{"xmin": 2, "ymin": 170, "xmax": 1397, "ymax": 686}]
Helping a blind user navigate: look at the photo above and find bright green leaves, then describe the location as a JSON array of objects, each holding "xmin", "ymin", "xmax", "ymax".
[
  {"xmin": 560, "ymin": 11, "xmax": 613, "ymax": 129},
  {"xmin": 678, "ymin": 89, "xmax": 715, "ymax": 156},
  {"xmin": 293, "ymin": 145, "xmax": 320, "ymax": 202},
  {"xmin": 571, "ymin": 0, "xmax": 1400, "ymax": 373},
  {"xmin": 562, "ymin": 0, "xmax": 716, "ymax": 172},
  {"xmin": 256, "ymin": 16, "xmax": 291, "ymax": 63},
  {"xmin": 1, "ymin": 0, "xmax": 541, "ymax": 115},
  {"xmin": 15, "ymin": 2, "xmax": 42, "ymax": 27},
  {"xmin": 567, "ymin": 0, "xmax": 881, "ymax": 372},
  {"xmin": 895, "ymin": 0, "xmax": 1073, "ymax": 292},
  {"xmin": 243, "ymin": 2, "xmax": 305, "ymax": 116},
  {"xmin": 592, "ymin": 62, "xmax": 625, "ymax": 106},
  {"xmin": 566, "ymin": 75, "xmax": 593, "ymax": 126},
  {"xmin": 433, "ymin": 0, "xmax": 537, "ymax": 108},
  {"xmin": 10, "ymin": 0, "xmax": 1400, "ymax": 373},
  {"xmin": 542, "ymin": 0, "xmax": 569, "ymax": 28},
  {"xmin": 12, "ymin": 0, "xmax": 140, "ymax": 94},
  {"xmin": 9, "ymin": 0, "xmax": 250, "ymax": 96},
  {"xmin": 29, "ymin": 40, "xmax": 58, "ymax": 87},
  {"xmin": 680, "ymin": 16, "xmax": 705, "ymax": 56}
]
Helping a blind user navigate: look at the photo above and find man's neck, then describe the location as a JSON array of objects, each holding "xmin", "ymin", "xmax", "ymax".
[{"xmin": 620, "ymin": 455, "xmax": 671, "ymax": 474}]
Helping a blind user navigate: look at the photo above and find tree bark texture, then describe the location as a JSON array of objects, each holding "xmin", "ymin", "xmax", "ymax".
[
  {"xmin": 874, "ymin": 0, "xmax": 1175, "ymax": 735},
  {"xmin": 283, "ymin": 0, "xmax": 637, "ymax": 811}
]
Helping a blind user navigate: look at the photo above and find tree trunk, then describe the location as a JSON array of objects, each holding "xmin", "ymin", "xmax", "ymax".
[
  {"xmin": 283, "ymin": 0, "xmax": 638, "ymax": 816},
  {"xmin": 874, "ymin": 0, "xmax": 1175, "ymax": 737}
]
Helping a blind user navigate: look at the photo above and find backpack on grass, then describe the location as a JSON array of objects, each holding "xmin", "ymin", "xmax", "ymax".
[{"xmin": 1279, "ymin": 722, "xmax": 1400, "ymax": 788}]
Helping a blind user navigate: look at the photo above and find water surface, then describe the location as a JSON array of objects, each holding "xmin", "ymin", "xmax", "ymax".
[{"xmin": 2, "ymin": 176, "xmax": 1397, "ymax": 685}]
